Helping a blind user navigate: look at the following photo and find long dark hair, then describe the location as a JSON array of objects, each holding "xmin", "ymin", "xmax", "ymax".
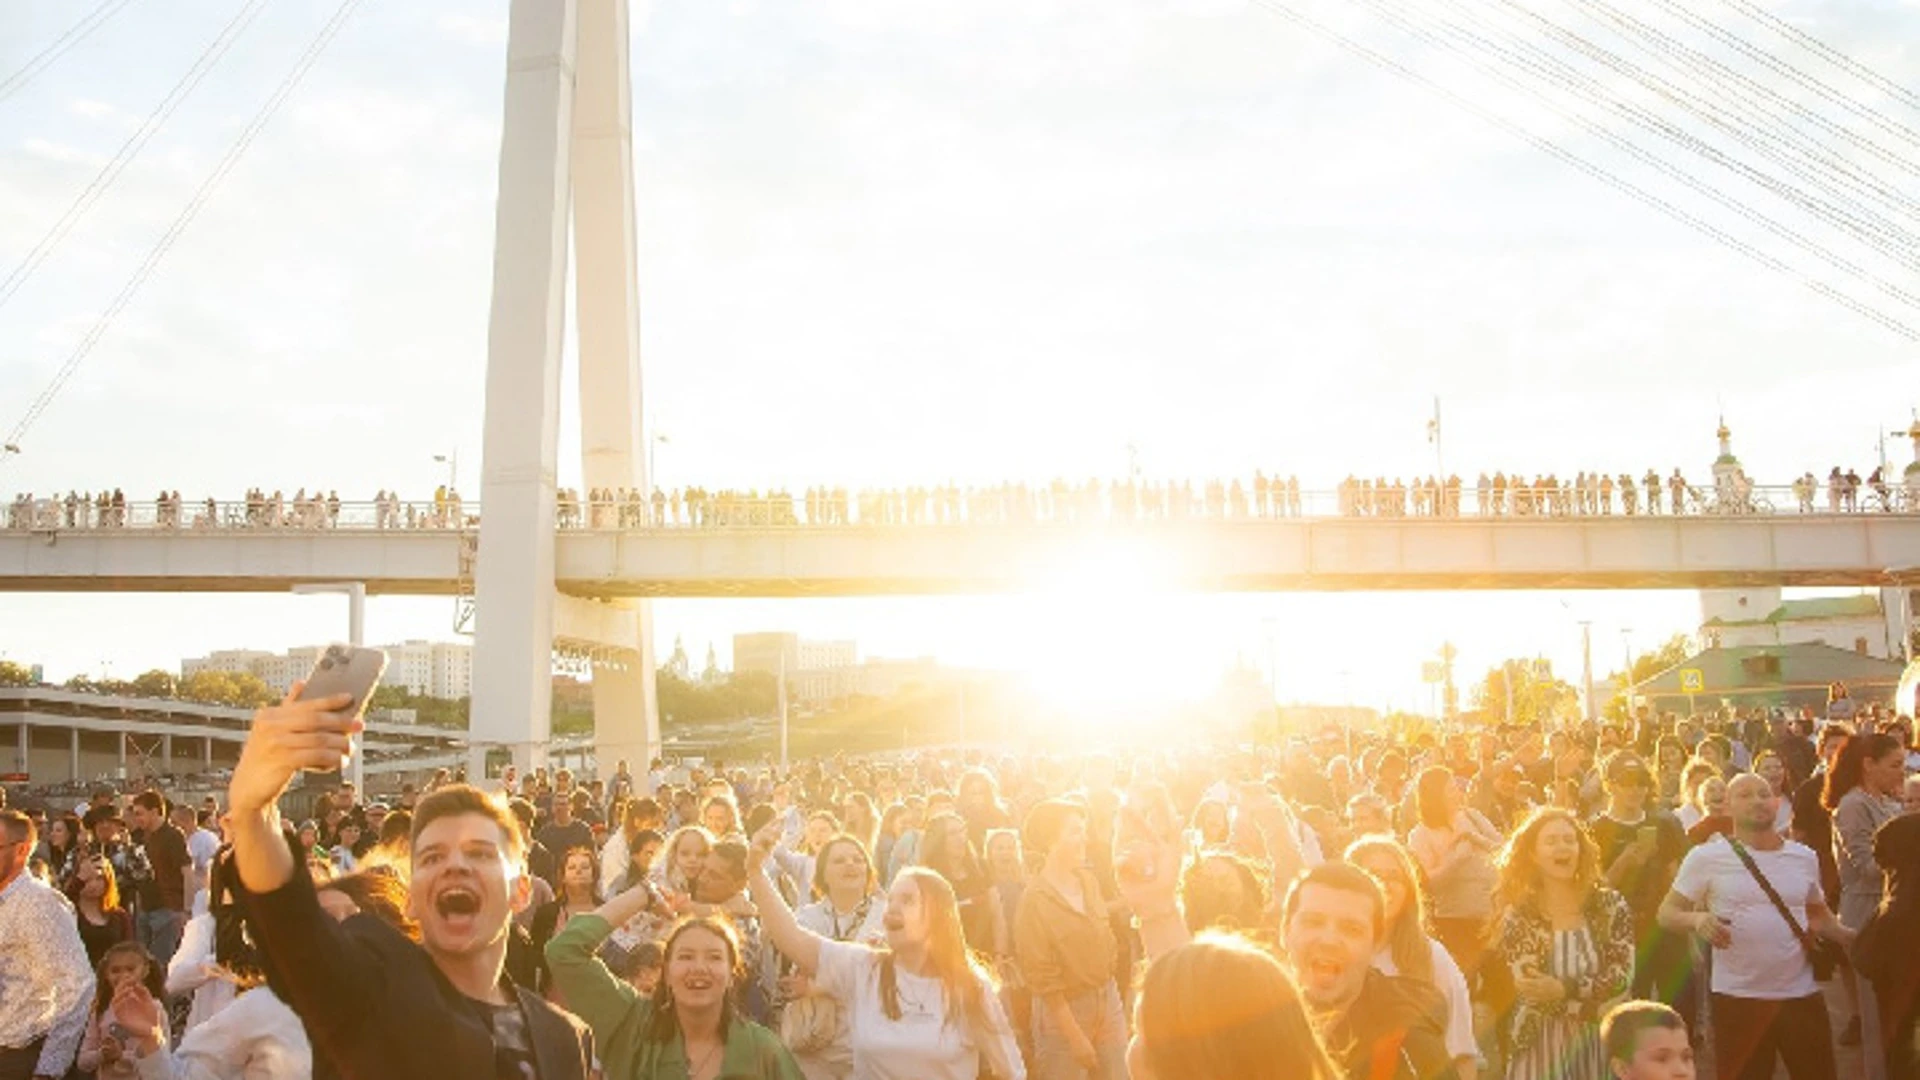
[
  {"xmin": 207, "ymin": 847, "xmax": 263, "ymax": 983},
  {"xmin": 920, "ymin": 812, "xmax": 985, "ymax": 890},
  {"xmin": 1824, "ymin": 732, "xmax": 1904, "ymax": 810},
  {"xmin": 644, "ymin": 917, "xmax": 743, "ymax": 1044},
  {"xmin": 557, "ymin": 845, "xmax": 603, "ymax": 906}
]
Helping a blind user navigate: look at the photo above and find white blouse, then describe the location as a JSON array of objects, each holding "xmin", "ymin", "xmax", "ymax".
[{"xmin": 134, "ymin": 987, "xmax": 311, "ymax": 1080}]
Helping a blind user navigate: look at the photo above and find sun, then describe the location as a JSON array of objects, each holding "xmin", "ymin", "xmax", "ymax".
[{"xmin": 1000, "ymin": 543, "xmax": 1204, "ymax": 722}]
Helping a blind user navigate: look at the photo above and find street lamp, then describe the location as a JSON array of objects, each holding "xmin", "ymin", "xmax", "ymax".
[
  {"xmin": 292, "ymin": 582, "xmax": 367, "ymax": 789},
  {"xmin": 432, "ymin": 451, "xmax": 458, "ymax": 492},
  {"xmin": 649, "ymin": 432, "xmax": 669, "ymax": 491},
  {"xmin": 1620, "ymin": 628, "xmax": 1636, "ymax": 718}
]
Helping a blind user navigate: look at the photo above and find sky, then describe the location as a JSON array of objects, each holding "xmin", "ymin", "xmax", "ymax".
[{"xmin": 1, "ymin": 0, "xmax": 1917, "ymax": 714}]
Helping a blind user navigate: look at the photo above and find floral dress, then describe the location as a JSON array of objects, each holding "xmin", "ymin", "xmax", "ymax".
[{"xmin": 1500, "ymin": 888, "xmax": 1633, "ymax": 1080}]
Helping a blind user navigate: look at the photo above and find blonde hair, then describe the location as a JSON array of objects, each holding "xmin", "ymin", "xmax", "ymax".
[
  {"xmin": 1345, "ymin": 836, "xmax": 1433, "ymax": 984},
  {"xmin": 654, "ymin": 825, "xmax": 714, "ymax": 893},
  {"xmin": 876, "ymin": 869, "xmax": 1011, "ymax": 1077},
  {"xmin": 1136, "ymin": 932, "xmax": 1341, "ymax": 1080}
]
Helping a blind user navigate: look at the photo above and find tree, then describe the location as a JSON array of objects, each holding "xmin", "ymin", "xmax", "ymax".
[
  {"xmin": 1471, "ymin": 658, "xmax": 1579, "ymax": 728},
  {"xmin": 0, "ymin": 661, "xmax": 34, "ymax": 687},
  {"xmin": 130, "ymin": 669, "xmax": 177, "ymax": 698},
  {"xmin": 178, "ymin": 670, "xmax": 275, "ymax": 708},
  {"xmin": 1603, "ymin": 633, "xmax": 1695, "ymax": 722},
  {"xmin": 230, "ymin": 672, "xmax": 277, "ymax": 708},
  {"xmin": 1622, "ymin": 633, "xmax": 1694, "ymax": 686}
]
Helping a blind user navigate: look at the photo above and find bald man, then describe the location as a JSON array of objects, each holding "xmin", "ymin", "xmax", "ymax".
[{"xmin": 1660, "ymin": 772, "xmax": 1854, "ymax": 1080}]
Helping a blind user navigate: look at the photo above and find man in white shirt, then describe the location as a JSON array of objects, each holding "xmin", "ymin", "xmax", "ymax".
[
  {"xmin": 176, "ymin": 805, "xmax": 219, "ymax": 904},
  {"xmin": 0, "ymin": 809, "xmax": 95, "ymax": 1080},
  {"xmin": 1660, "ymin": 773, "xmax": 1853, "ymax": 1080}
]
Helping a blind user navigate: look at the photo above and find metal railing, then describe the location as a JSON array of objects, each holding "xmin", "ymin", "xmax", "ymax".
[{"xmin": 6, "ymin": 479, "xmax": 1918, "ymax": 535}]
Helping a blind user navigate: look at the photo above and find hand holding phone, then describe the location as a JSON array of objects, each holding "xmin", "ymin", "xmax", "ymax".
[
  {"xmin": 294, "ymin": 644, "xmax": 388, "ymax": 772},
  {"xmin": 230, "ymin": 645, "xmax": 385, "ymax": 816}
]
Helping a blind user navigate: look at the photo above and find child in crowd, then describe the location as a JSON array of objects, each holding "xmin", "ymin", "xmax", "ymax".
[
  {"xmin": 1601, "ymin": 1001, "xmax": 1695, "ymax": 1080},
  {"xmin": 77, "ymin": 941, "xmax": 166, "ymax": 1080},
  {"xmin": 625, "ymin": 940, "xmax": 663, "ymax": 996}
]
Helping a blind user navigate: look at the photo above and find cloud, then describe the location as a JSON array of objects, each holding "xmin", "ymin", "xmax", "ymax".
[
  {"xmin": 18, "ymin": 138, "xmax": 107, "ymax": 167},
  {"xmin": 67, "ymin": 99, "xmax": 119, "ymax": 120},
  {"xmin": 435, "ymin": 13, "xmax": 506, "ymax": 47}
]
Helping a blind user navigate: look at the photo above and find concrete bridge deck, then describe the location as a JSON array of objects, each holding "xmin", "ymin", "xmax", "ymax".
[{"xmin": 4, "ymin": 513, "xmax": 1918, "ymax": 594}]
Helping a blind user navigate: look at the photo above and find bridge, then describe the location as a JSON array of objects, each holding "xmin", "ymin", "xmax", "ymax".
[
  {"xmin": 5, "ymin": 489, "xmax": 1920, "ymax": 597},
  {"xmin": 7, "ymin": 0, "xmax": 1920, "ymax": 778}
]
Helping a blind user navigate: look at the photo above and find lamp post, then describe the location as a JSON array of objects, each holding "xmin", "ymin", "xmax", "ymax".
[
  {"xmin": 292, "ymin": 582, "xmax": 367, "ymax": 790},
  {"xmin": 432, "ymin": 451, "xmax": 458, "ymax": 492},
  {"xmin": 1579, "ymin": 620, "xmax": 1595, "ymax": 724},
  {"xmin": 1620, "ymin": 628, "xmax": 1636, "ymax": 718},
  {"xmin": 649, "ymin": 432, "xmax": 669, "ymax": 492}
]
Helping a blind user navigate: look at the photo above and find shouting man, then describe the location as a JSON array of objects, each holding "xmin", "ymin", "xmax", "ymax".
[{"xmin": 222, "ymin": 688, "xmax": 592, "ymax": 1080}]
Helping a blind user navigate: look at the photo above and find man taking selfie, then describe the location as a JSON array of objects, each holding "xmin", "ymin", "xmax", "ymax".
[{"xmin": 221, "ymin": 687, "xmax": 593, "ymax": 1080}]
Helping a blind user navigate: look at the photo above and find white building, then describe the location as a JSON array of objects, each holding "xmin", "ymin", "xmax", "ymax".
[
  {"xmin": 732, "ymin": 632, "xmax": 861, "ymax": 705},
  {"xmin": 1699, "ymin": 587, "xmax": 1908, "ymax": 660},
  {"xmin": 181, "ymin": 649, "xmax": 278, "ymax": 678},
  {"xmin": 366, "ymin": 640, "xmax": 474, "ymax": 699},
  {"xmin": 181, "ymin": 640, "xmax": 474, "ymax": 698}
]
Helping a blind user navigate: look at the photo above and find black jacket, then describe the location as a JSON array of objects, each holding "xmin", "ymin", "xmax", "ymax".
[
  {"xmin": 240, "ymin": 864, "xmax": 593, "ymax": 1080},
  {"xmin": 1322, "ymin": 970, "xmax": 1461, "ymax": 1080}
]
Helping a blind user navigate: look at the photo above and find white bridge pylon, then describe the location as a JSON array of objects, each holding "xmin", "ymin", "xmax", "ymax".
[{"xmin": 469, "ymin": 0, "xmax": 658, "ymax": 781}]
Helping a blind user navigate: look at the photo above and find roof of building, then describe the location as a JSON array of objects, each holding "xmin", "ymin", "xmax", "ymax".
[
  {"xmin": 1702, "ymin": 593, "xmax": 1882, "ymax": 627},
  {"xmin": 1639, "ymin": 642, "xmax": 1904, "ymax": 696}
]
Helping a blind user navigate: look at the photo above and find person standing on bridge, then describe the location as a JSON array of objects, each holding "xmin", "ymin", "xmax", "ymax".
[{"xmin": 226, "ymin": 689, "xmax": 594, "ymax": 1080}]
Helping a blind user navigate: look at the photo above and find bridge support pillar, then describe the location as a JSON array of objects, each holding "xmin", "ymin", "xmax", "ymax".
[
  {"xmin": 469, "ymin": 0, "xmax": 578, "ymax": 781},
  {"xmin": 70, "ymin": 728, "xmax": 80, "ymax": 783},
  {"xmin": 574, "ymin": 0, "xmax": 659, "ymax": 780},
  {"xmin": 473, "ymin": 0, "xmax": 657, "ymax": 782}
]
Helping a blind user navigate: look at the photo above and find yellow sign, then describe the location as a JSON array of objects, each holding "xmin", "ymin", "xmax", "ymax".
[{"xmin": 1680, "ymin": 668, "xmax": 1704, "ymax": 693}]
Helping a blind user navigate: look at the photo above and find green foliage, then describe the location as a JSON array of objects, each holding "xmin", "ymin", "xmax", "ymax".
[
  {"xmin": 368, "ymin": 685, "xmax": 469, "ymax": 728},
  {"xmin": 130, "ymin": 669, "xmax": 177, "ymax": 698},
  {"xmin": 1626, "ymin": 633, "xmax": 1694, "ymax": 685},
  {"xmin": 1602, "ymin": 633, "xmax": 1695, "ymax": 722},
  {"xmin": 177, "ymin": 670, "xmax": 278, "ymax": 708},
  {"xmin": 657, "ymin": 669, "xmax": 778, "ymax": 724},
  {"xmin": 0, "ymin": 661, "xmax": 34, "ymax": 687},
  {"xmin": 1470, "ymin": 658, "xmax": 1579, "ymax": 727}
]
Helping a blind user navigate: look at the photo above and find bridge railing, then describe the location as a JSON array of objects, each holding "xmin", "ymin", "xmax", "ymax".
[
  {"xmin": 2, "ymin": 497, "xmax": 474, "ymax": 532},
  {"xmin": 6, "ymin": 481, "xmax": 1917, "ymax": 534}
]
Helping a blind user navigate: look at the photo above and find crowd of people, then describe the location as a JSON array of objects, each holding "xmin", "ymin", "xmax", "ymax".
[
  {"xmin": 9, "ymin": 460, "xmax": 1920, "ymax": 534},
  {"xmin": 5, "ymin": 681, "xmax": 1920, "ymax": 1080},
  {"xmin": 2, "ymin": 487, "xmax": 470, "ymax": 532}
]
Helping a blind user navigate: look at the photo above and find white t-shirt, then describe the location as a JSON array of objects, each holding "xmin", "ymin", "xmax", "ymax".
[
  {"xmin": 185, "ymin": 829, "xmax": 219, "ymax": 875},
  {"xmin": 814, "ymin": 938, "xmax": 1025, "ymax": 1080},
  {"xmin": 1670, "ymin": 836, "xmax": 1823, "ymax": 1000},
  {"xmin": 1374, "ymin": 937, "xmax": 1475, "ymax": 1063}
]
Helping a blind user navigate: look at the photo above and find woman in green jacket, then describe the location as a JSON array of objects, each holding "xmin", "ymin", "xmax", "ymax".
[{"xmin": 545, "ymin": 878, "xmax": 802, "ymax": 1080}]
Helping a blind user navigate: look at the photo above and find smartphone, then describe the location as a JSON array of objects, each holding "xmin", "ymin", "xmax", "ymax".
[{"xmin": 296, "ymin": 644, "xmax": 388, "ymax": 771}]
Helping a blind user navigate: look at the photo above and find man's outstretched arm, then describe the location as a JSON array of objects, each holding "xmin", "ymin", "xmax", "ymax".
[{"xmin": 227, "ymin": 687, "xmax": 358, "ymax": 895}]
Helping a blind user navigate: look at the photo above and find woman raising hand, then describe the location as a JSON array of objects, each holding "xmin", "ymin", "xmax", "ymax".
[
  {"xmin": 544, "ymin": 877, "xmax": 800, "ymax": 1080},
  {"xmin": 747, "ymin": 823, "xmax": 1024, "ymax": 1080}
]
